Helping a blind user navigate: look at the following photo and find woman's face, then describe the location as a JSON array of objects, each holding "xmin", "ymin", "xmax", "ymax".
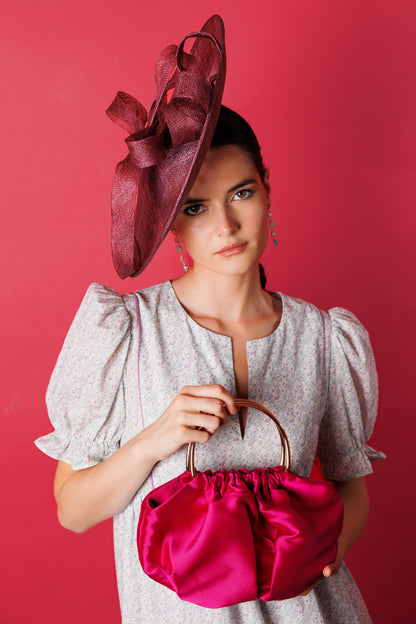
[{"xmin": 173, "ymin": 144, "xmax": 270, "ymax": 277}]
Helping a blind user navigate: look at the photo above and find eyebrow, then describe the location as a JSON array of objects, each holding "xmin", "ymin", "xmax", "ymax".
[{"xmin": 183, "ymin": 179, "xmax": 257, "ymax": 205}]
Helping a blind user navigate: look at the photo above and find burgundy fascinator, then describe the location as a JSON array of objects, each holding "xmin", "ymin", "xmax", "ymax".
[{"xmin": 106, "ymin": 15, "xmax": 226, "ymax": 278}]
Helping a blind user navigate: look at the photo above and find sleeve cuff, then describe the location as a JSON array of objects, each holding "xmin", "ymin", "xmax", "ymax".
[
  {"xmin": 34, "ymin": 431, "xmax": 120, "ymax": 470},
  {"xmin": 321, "ymin": 443, "xmax": 386, "ymax": 482}
]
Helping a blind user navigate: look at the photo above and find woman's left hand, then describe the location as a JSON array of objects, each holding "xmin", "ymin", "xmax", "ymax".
[
  {"xmin": 298, "ymin": 552, "xmax": 343, "ymax": 597},
  {"xmin": 322, "ymin": 555, "xmax": 343, "ymax": 579},
  {"xmin": 299, "ymin": 476, "xmax": 370, "ymax": 597}
]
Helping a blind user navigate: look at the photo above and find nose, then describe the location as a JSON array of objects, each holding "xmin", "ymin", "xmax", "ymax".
[{"xmin": 215, "ymin": 205, "xmax": 239, "ymax": 236}]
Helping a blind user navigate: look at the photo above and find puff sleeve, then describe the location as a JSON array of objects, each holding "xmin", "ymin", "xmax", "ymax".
[
  {"xmin": 35, "ymin": 283, "xmax": 132, "ymax": 470},
  {"xmin": 317, "ymin": 308, "xmax": 385, "ymax": 481}
]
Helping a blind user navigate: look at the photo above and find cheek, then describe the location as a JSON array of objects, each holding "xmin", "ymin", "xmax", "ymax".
[
  {"xmin": 252, "ymin": 209, "xmax": 270, "ymax": 254},
  {"xmin": 175, "ymin": 222, "xmax": 206, "ymax": 255},
  {"xmin": 253, "ymin": 207, "xmax": 269, "ymax": 235},
  {"xmin": 260, "ymin": 217, "xmax": 270, "ymax": 248}
]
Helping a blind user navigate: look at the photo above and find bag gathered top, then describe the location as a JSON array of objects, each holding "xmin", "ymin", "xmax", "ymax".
[{"xmin": 137, "ymin": 399, "xmax": 344, "ymax": 608}]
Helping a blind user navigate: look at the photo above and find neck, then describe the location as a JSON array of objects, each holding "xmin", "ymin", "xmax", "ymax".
[{"xmin": 171, "ymin": 263, "xmax": 270, "ymax": 325}]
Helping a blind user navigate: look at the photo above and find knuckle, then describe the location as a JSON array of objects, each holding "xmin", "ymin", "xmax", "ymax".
[
  {"xmin": 175, "ymin": 394, "xmax": 187, "ymax": 410},
  {"xmin": 206, "ymin": 398, "xmax": 224, "ymax": 416},
  {"xmin": 216, "ymin": 400, "xmax": 228, "ymax": 417},
  {"xmin": 200, "ymin": 431, "xmax": 210, "ymax": 444},
  {"xmin": 175, "ymin": 425, "xmax": 188, "ymax": 445},
  {"xmin": 213, "ymin": 398, "xmax": 223, "ymax": 411},
  {"xmin": 212, "ymin": 416, "xmax": 221, "ymax": 430},
  {"xmin": 204, "ymin": 416, "xmax": 220, "ymax": 435}
]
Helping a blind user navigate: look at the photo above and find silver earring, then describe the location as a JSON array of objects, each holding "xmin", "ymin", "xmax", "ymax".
[
  {"xmin": 172, "ymin": 232, "xmax": 189, "ymax": 272},
  {"xmin": 267, "ymin": 200, "xmax": 278, "ymax": 247}
]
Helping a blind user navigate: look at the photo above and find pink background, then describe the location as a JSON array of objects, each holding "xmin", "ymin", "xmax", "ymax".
[{"xmin": 2, "ymin": 1, "xmax": 414, "ymax": 622}]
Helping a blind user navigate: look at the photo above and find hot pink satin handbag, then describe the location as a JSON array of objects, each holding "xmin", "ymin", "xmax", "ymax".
[{"xmin": 137, "ymin": 399, "xmax": 343, "ymax": 608}]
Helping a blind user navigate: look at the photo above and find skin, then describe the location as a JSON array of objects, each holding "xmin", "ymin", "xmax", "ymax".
[{"xmin": 54, "ymin": 144, "xmax": 369, "ymax": 596}]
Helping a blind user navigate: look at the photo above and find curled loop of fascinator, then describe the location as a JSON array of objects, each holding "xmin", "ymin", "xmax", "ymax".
[
  {"xmin": 106, "ymin": 15, "xmax": 226, "ymax": 278},
  {"xmin": 176, "ymin": 31, "xmax": 221, "ymax": 70}
]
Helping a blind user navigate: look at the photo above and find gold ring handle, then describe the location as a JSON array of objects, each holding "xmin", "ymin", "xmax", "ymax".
[{"xmin": 185, "ymin": 398, "xmax": 291, "ymax": 477}]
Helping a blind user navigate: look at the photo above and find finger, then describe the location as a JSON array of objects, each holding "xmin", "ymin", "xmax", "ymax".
[
  {"xmin": 185, "ymin": 427, "xmax": 211, "ymax": 445},
  {"xmin": 180, "ymin": 385, "xmax": 237, "ymax": 415},
  {"xmin": 181, "ymin": 410, "xmax": 223, "ymax": 435},
  {"xmin": 322, "ymin": 564, "xmax": 338, "ymax": 578},
  {"xmin": 178, "ymin": 395, "xmax": 231, "ymax": 423}
]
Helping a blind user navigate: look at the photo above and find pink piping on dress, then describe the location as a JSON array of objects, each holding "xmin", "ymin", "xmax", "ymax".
[
  {"xmin": 318, "ymin": 309, "xmax": 327, "ymax": 417},
  {"xmin": 134, "ymin": 293, "xmax": 155, "ymax": 490}
]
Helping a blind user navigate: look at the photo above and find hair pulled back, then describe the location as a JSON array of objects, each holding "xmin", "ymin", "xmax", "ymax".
[
  {"xmin": 210, "ymin": 106, "xmax": 266, "ymax": 181},
  {"xmin": 210, "ymin": 106, "xmax": 268, "ymax": 289}
]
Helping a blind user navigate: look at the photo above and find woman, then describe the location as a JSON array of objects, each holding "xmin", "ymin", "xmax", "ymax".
[{"xmin": 36, "ymin": 16, "xmax": 384, "ymax": 624}]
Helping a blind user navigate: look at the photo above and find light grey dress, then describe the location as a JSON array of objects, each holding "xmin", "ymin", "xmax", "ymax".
[{"xmin": 35, "ymin": 281, "xmax": 385, "ymax": 624}]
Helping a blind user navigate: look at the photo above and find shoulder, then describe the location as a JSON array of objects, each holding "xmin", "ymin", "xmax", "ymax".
[
  {"xmin": 281, "ymin": 294, "xmax": 377, "ymax": 387},
  {"xmin": 78, "ymin": 280, "xmax": 171, "ymax": 321},
  {"xmin": 56, "ymin": 283, "xmax": 140, "ymax": 354},
  {"xmin": 279, "ymin": 292, "xmax": 322, "ymax": 317},
  {"xmin": 71, "ymin": 281, "xmax": 179, "ymax": 343},
  {"xmin": 131, "ymin": 280, "xmax": 177, "ymax": 321},
  {"xmin": 325, "ymin": 306, "xmax": 370, "ymax": 340},
  {"xmin": 279, "ymin": 292, "xmax": 369, "ymax": 337},
  {"xmin": 276, "ymin": 292, "xmax": 374, "ymax": 367},
  {"xmin": 73, "ymin": 282, "xmax": 135, "ymax": 332},
  {"xmin": 325, "ymin": 307, "xmax": 375, "ymax": 377},
  {"xmin": 131, "ymin": 280, "xmax": 171, "ymax": 305},
  {"xmin": 277, "ymin": 292, "xmax": 325, "ymax": 335},
  {"xmin": 323, "ymin": 307, "xmax": 372, "ymax": 362}
]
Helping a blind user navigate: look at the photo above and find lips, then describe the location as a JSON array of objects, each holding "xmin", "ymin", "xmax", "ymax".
[{"xmin": 216, "ymin": 242, "xmax": 248, "ymax": 256}]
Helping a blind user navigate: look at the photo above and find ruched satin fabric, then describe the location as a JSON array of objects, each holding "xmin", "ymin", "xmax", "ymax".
[{"xmin": 138, "ymin": 466, "xmax": 343, "ymax": 608}]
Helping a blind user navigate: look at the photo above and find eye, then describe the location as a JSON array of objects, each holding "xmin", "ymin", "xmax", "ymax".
[
  {"xmin": 183, "ymin": 204, "xmax": 206, "ymax": 216},
  {"xmin": 233, "ymin": 189, "xmax": 253, "ymax": 201}
]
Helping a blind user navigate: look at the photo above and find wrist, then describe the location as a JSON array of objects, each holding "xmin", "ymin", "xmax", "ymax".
[{"xmin": 131, "ymin": 425, "xmax": 163, "ymax": 466}]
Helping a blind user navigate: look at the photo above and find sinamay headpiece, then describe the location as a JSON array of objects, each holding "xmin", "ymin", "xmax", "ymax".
[{"xmin": 106, "ymin": 15, "xmax": 226, "ymax": 278}]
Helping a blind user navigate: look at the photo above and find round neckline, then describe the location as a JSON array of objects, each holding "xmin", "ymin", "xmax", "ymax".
[{"xmin": 166, "ymin": 280, "xmax": 286, "ymax": 344}]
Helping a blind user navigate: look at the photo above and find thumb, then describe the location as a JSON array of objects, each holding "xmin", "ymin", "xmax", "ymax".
[{"xmin": 322, "ymin": 563, "xmax": 337, "ymax": 578}]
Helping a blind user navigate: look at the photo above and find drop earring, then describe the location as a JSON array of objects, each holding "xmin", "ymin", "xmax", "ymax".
[
  {"xmin": 172, "ymin": 230, "xmax": 189, "ymax": 272},
  {"xmin": 267, "ymin": 199, "xmax": 278, "ymax": 247}
]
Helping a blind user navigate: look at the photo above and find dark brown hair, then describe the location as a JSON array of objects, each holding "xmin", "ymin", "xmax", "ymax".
[
  {"xmin": 211, "ymin": 106, "xmax": 268, "ymax": 289},
  {"xmin": 211, "ymin": 105, "xmax": 266, "ymax": 181}
]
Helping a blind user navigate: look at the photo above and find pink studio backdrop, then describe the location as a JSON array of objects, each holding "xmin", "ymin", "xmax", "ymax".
[{"xmin": 1, "ymin": 1, "xmax": 414, "ymax": 622}]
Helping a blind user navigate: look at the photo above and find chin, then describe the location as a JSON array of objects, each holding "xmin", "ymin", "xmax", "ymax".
[
  {"xmin": 191, "ymin": 243, "xmax": 266, "ymax": 277},
  {"xmin": 214, "ymin": 257, "xmax": 263, "ymax": 278}
]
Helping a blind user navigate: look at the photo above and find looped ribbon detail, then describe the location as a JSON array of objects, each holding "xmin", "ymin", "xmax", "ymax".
[
  {"xmin": 106, "ymin": 32, "xmax": 221, "ymax": 171},
  {"xmin": 106, "ymin": 15, "xmax": 226, "ymax": 279}
]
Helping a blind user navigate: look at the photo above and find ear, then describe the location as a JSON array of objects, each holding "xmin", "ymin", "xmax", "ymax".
[{"xmin": 262, "ymin": 168, "xmax": 271, "ymax": 198}]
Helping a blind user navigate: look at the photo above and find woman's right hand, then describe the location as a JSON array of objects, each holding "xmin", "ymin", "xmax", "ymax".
[
  {"xmin": 140, "ymin": 384, "xmax": 237, "ymax": 462},
  {"xmin": 54, "ymin": 384, "xmax": 236, "ymax": 533}
]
